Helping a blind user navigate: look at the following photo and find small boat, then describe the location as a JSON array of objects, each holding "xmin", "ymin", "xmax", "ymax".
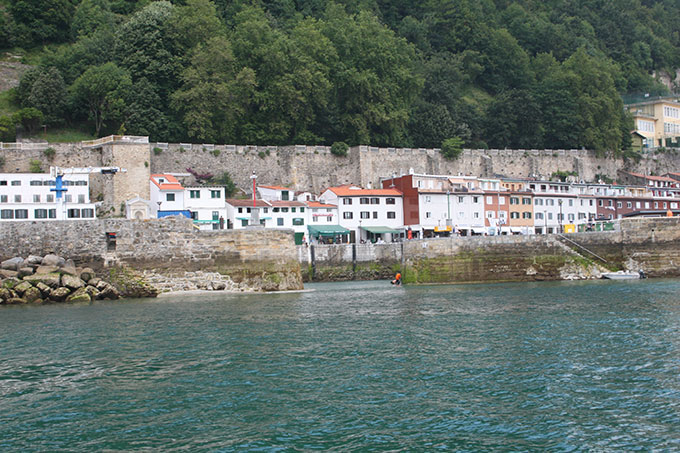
[{"xmin": 602, "ymin": 270, "xmax": 644, "ymax": 280}]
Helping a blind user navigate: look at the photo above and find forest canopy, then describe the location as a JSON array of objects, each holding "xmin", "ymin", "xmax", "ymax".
[{"xmin": 1, "ymin": 0, "xmax": 678, "ymax": 154}]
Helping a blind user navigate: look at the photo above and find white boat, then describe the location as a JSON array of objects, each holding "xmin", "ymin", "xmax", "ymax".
[{"xmin": 602, "ymin": 271, "xmax": 643, "ymax": 280}]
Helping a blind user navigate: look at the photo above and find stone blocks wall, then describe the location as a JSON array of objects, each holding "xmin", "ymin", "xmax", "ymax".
[
  {"xmin": 0, "ymin": 217, "xmax": 303, "ymax": 291},
  {"xmin": 297, "ymin": 218, "xmax": 680, "ymax": 283}
]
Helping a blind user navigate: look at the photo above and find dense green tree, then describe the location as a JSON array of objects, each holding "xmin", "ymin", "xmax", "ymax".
[
  {"xmin": 69, "ymin": 62, "xmax": 132, "ymax": 136},
  {"xmin": 12, "ymin": 108, "xmax": 43, "ymax": 135},
  {"xmin": 124, "ymin": 78, "xmax": 169, "ymax": 139},
  {"xmin": 168, "ymin": 0, "xmax": 225, "ymax": 53},
  {"xmin": 483, "ymin": 89, "xmax": 543, "ymax": 149},
  {"xmin": 71, "ymin": 0, "xmax": 116, "ymax": 39},
  {"xmin": 26, "ymin": 67, "xmax": 67, "ymax": 125},
  {"xmin": 9, "ymin": 0, "xmax": 76, "ymax": 47},
  {"xmin": 0, "ymin": 116, "xmax": 15, "ymax": 142},
  {"xmin": 172, "ymin": 36, "xmax": 255, "ymax": 142}
]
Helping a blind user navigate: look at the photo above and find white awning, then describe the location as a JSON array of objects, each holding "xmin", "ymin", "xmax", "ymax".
[{"xmin": 471, "ymin": 227, "xmax": 486, "ymax": 234}]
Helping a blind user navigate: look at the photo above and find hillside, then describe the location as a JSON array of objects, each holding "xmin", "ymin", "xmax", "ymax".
[{"xmin": 0, "ymin": 0, "xmax": 679, "ymax": 154}]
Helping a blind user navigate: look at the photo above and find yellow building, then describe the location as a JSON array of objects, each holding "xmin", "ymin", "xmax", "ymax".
[{"xmin": 625, "ymin": 96, "xmax": 680, "ymax": 148}]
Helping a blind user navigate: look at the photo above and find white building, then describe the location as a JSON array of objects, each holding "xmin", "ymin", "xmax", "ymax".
[
  {"xmin": 0, "ymin": 172, "xmax": 96, "ymax": 221},
  {"xmin": 150, "ymin": 174, "xmax": 188, "ymax": 216},
  {"xmin": 319, "ymin": 185, "xmax": 403, "ymax": 242},
  {"xmin": 184, "ymin": 186, "xmax": 227, "ymax": 230}
]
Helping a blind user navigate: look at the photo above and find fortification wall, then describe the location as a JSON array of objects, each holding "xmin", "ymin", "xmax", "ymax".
[
  {"xmin": 0, "ymin": 216, "xmax": 303, "ymax": 291},
  {"xmin": 3, "ymin": 141, "xmax": 680, "ymax": 200}
]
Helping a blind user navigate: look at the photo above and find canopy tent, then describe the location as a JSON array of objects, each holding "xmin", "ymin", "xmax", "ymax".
[
  {"xmin": 360, "ymin": 226, "xmax": 402, "ymax": 234},
  {"xmin": 308, "ymin": 224, "xmax": 351, "ymax": 237}
]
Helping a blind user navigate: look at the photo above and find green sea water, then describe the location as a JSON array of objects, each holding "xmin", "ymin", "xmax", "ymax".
[{"xmin": 1, "ymin": 279, "xmax": 679, "ymax": 451}]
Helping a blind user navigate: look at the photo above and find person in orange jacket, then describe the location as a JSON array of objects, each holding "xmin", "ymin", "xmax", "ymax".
[{"xmin": 391, "ymin": 272, "xmax": 402, "ymax": 285}]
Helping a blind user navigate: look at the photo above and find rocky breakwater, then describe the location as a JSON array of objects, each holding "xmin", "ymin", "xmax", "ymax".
[{"xmin": 0, "ymin": 254, "xmax": 121, "ymax": 304}]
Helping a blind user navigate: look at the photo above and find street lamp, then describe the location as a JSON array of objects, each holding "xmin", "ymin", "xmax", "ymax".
[
  {"xmin": 156, "ymin": 201, "xmax": 162, "ymax": 218},
  {"xmin": 558, "ymin": 199, "xmax": 563, "ymax": 233},
  {"xmin": 543, "ymin": 210, "xmax": 547, "ymax": 234}
]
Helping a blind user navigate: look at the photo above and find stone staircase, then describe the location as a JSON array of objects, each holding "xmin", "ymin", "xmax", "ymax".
[{"xmin": 551, "ymin": 234, "xmax": 612, "ymax": 274}]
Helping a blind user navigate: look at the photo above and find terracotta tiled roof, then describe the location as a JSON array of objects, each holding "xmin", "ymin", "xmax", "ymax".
[
  {"xmin": 268, "ymin": 200, "xmax": 306, "ymax": 207},
  {"xmin": 326, "ymin": 185, "xmax": 402, "ymax": 197},
  {"xmin": 150, "ymin": 174, "xmax": 183, "ymax": 190},
  {"xmin": 226, "ymin": 198, "xmax": 271, "ymax": 207},
  {"xmin": 306, "ymin": 201, "xmax": 337, "ymax": 208}
]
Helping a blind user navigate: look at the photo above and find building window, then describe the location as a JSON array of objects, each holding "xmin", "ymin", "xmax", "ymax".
[
  {"xmin": 66, "ymin": 209, "xmax": 80, "ymax": 218},
  {"xmin": 386, "ymin": 198, "xmax": 395, "ymax": 205},
  {"xmin": 548, "ymin": 213, "xmax": 553, "ymax": 220},
  {"xmin": 291, "ymin": 207, "xmax": 296, "ymax": 213},
  {"xmin": 371, "ymin": 211, "xmax": 377, "ymax": 219},
  {"xmin": 166, "ymin": 193, "xmax": 175, "ymax": 202},
  {"xmin": 211, "ymin": 190, "xmax": 221, "ymax": 198},
  {"xmin": 263, "ymin": 208, "xmax": 268, "ymax": 213},
  {"xmin": 292, "ymin": 218, "xmax": 304, "ymax": 226},
  {"xmin": 0, "ymin": 180, "xmax": 5, "ymax": 185},
  {"xmin": 14, "ymin": 195, "xmax": 21, "ymax": 203},
  {"xmin": 300, "ymin": 207, "xmax": 305, "ymax": 212},
  {"xmin": 617, "ymin": 201, "xmax": 622, "ymax": 208},
  {"xmin": 343, "ymin": 212, "xmax": 353, "ymax": 219},
  {"xmin": 568, "ymin": 213, "xmax": 575, "ymax": 221},
  {"xmin": 568, "ymin": 199, "xmax": 573, "ymax": 207},
  {"xmin": 522, "ymin": 198, "xmax": 531, "ymax": 205},
  {"xmin": 238, "ymin": 207, "xmax": 243, "ymax": 213},
  {"xmin": 1, "ymin": 209, "xmax": 13, "ymax": 219},
  {"xmin": 598, "ymin": 200, "xmax": 603, "ymax": 206},
  {"xmin": 627, "ymin": 202, "xmax": 632, "ymax": 208},
  {"xmin": 473, "ymin": 196, "xmax": 479, "ymax": 203},
  {"xmin": 277, "ymin": 218, "xmax": 284, "ymax": 226},
  {"xmin": 426, "ymin": 212, "xmax": 432, "ymax": 218},
  {"xmin": 34, "ymin": 209, "xmax": 48, "ymax": 219},
  {"xmin": 458, "ymin": 196, "xmax": 464, "ymax": 203},
  {"xmin": 370, "ymin": 198, "xmax": 379, "ymax": 204},
  {"xmin": 241, "ymin": 219, "xmax": 248, "ymax": 227},
  {"xmin": 510, "ymin": 197, "xmax": 519, "ymax": 205},
  {"xmin": 78, "ymin": 194, "xmax": 85, "ymax": 204},
  {"xmin": 11, "ymin": 181, "xmax": 20, "ymax": 186},
  {"xmin": 510, "ymin": 212, "xmax": 520, "ymax": 219},
  {"xmin": 281, "ymin": 191, "xmax": 289, "ymax": 201},
  {"xmin": 343, "ymin": 198, "xmax": 352, "ymax": 205},
  {"xmin": 14, "ymin": 209, "xmax": 28, "ymax": 219},
  {"xmin": 425, "ymin": 196, "xmax": 431, "ymax": 203},
  {"xmin": 387, "ymin": 211, "xmax": 396, "ymax": 219},
  {"xmin": 190, "ymin": 190, "xmax": 200, "ymax": 199},
  {"xmin": 536, "ymin": 212, "xmax": 543, "ymax": 220},
  {"xmin": 281, "ymin": 207, "xmax": 289, "ymax": 213},
  {"xmin": 0, "ymin": 195, "xmax": 6, "ymax": 203},
  {"xmin": 30, "ymin": 180, "xmax": 42, "ymax": 186},
  {"xmin": 82, "ymin": 208, "xmax": 94, "ymax": 218},
  {"xmin": 33, "ymin": 194, "xmax": 40, "ymax": 203},
  {"xmin": 49, "ymin": 209, "xmax": 56, "ymax": 219},
  {"xmin": 360, "ymin": 197, "xmax": 369, "ymax": 204},
  {"xmin": 473, "ymin": 212, "xmax": 479, "ymax": 218},
  {"xmin": 212, "ymin": 211, "xmax": 219, "ymax": 221},
  {"xmin": 523, "ymin": 212, "xmax": 532, "ymax": 219},
  {"xmin": 360, "ymin": 211, "xmax": 370, "ymax": 219}
]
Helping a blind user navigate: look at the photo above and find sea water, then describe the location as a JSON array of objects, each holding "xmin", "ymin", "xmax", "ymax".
[{"xmin": 1, "ymin": 279, "xmax": 679, "ymax": 451}]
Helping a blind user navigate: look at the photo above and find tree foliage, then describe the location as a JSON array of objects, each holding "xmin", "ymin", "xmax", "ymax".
[{"xmin": 4, "ymin": 0, "xmax": 680, "ymax": 154}]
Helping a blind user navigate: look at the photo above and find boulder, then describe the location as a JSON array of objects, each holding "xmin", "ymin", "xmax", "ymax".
[
  {"xmin": 66, "ymin": 287, "xmax": 91, "ymax": 303},
  {"xmin": 1, "ymin": 257, "xmax": 25, "ymax": 271},
  {"xmin": 211, "ymin": 281, "xmax": 226, "ymax": 290},
  {"xmin": 87, "ymin": 277, "xmax": 101, "ymax": 287},
  {"xmin": 2, "ymin": 277, "xmax": 22, "ymax": 290},
  {"xmin": 0, "ymin": 269, "xmax": 18, "ymax": 279},
  {"xmin": 23, "ymin": 273, "xmax": 61, "ymax": 288},
  {"xmin": 60, "ymin": 264, "xmax": 78, "ymax": 276},
  {"xmin": 80, "ymin": 268, "xmax": 95, "ymax": 282},
  {"xmin": 13, "ymin": 281, "xmax": 34, "ymax": 295},
  {"xmin": 49, "ymin": 287, "xmax": 71, "ymax": 302},
  {"xmin": 61, "ymin": 274, "xmax": 85, "ymax": 290},
  {"xmin": 0, "ymin": 287, "xmax": 11, "ymax": 303},
  {"xmin": 83, "ymin": 285, "xmax": 101, "ymax": 300},
  {"xmin": 35, "ymin": 282, "xmax": 51, "ymax": 297},
  {"xmin": 6, "ymin": 297, "xmax": 27, "ymax": 305},
  {"xmin": 17, "ymin": 267, "xmax": 35, "ymax": 279},
  {"xmin": 26, "ymin": 255, "xmax": 44, "ymax": 265},
  {"xmin": 96, "ymin": 281, "xmax": 120, "ymax": 300},
  {"xmin": 42, "ymin": 254, "xmax": 65, "ymax": 267},
  {"xmin": 35, "ymin": 265, "xmax": 59, "ymax": 275},
  {"xmin": 23, "ymin": 286, "xmax": 42, "ymax": 303}
]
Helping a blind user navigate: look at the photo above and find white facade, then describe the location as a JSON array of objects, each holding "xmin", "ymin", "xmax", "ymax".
[
  {"xmin": 149, "ymin": 175, "xmax": 185, "ymax": 212},
  {"xmin": 0, "ymin": 172, "xmax": 96, "ymax": 221},
  {"xmin": 319, "ymin": 186, "xmax": 403, "ymax": 241},
  {"xmin": 184, "ymin": 186, "xmax": 227, "ymax": 230},
  {"xmin": 450, "ymin": 191, "xmax": 486, "ymax": 233}
]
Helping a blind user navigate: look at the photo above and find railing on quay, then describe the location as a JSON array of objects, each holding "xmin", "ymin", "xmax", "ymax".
[
  {"xmin": 0, "ymin": 142, "xmax": 49, "ymax": 150},
  {"xmin": 81, "ymin": 135, "xmax": 149, "ymax": 148}
]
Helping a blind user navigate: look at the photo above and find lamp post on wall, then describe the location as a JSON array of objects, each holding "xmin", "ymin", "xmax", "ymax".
[
  {"xmin": 558, "ymin": 199, "xmax": 563, "ymax": 233},
  {"xmin": 156, "ymin": 201, "xmax": 162, "ymax": 219},
  {"xmin": 544, "ymin": 210, "xmax": 547, "ymax": 234}
]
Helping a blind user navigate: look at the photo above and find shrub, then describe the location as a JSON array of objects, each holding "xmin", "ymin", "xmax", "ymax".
[
  {"xmin": 258, "ymin": 151, "xmax": 266, "ymax": 159},
  {"xmin": 153, "ymin": 147, "xmax": 162, "ymax": 155},
  {"xmin": 331, "ymin": 141, "xmax": 349, "ymax": 157},
  {"xmin": 440, "ymin": 137, "xmax": 464, "ymax": 160},
  {"xmin": 212, "ymin": 149, "xmax": 220, "ymax": 157},
  {"xmin": 29, "ymin": 159, "xmax": 42, "ymax": 173},
  {"xmin": 0, "ymin": 156, "xmax": 5, "ymax": 168},
  {"xmin": 212, "ymin": 172, "xmax": 237, "ymax": 197},
  {"xmin": 144, "ymin": 161, "xmax": 149, "ymax": 167},
  {"xmin": 43, "ymin": 147, "xmax": 56, "ymax": 160}
]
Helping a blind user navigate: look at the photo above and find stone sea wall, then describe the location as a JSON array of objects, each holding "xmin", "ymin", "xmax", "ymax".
[
  {"xmin": 298, "ymin": 218, "xmax": 680, "ymax": 283},
  {"xmin": 0, "ymin": 217, "xmax": 303, "ymax": 292}
]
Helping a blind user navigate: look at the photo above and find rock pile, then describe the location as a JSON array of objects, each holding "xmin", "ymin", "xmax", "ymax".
[
  {"xmin": 0, "ymin": 254, "xmax": 120, "ymax": 304},
  {"xmin": 141, "ymin": 270, "xmax": 250, "ymax": 293}
]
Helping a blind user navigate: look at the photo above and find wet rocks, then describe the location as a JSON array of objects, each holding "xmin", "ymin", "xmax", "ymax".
[{"xmin": 0, "ymin": 254, "xmax": 121, "ymax": 305}]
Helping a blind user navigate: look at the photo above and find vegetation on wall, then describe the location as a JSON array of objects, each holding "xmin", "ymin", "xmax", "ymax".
[{"xmin": 1, "ymin": 0, "xmax": 679, "ymax": 156}]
